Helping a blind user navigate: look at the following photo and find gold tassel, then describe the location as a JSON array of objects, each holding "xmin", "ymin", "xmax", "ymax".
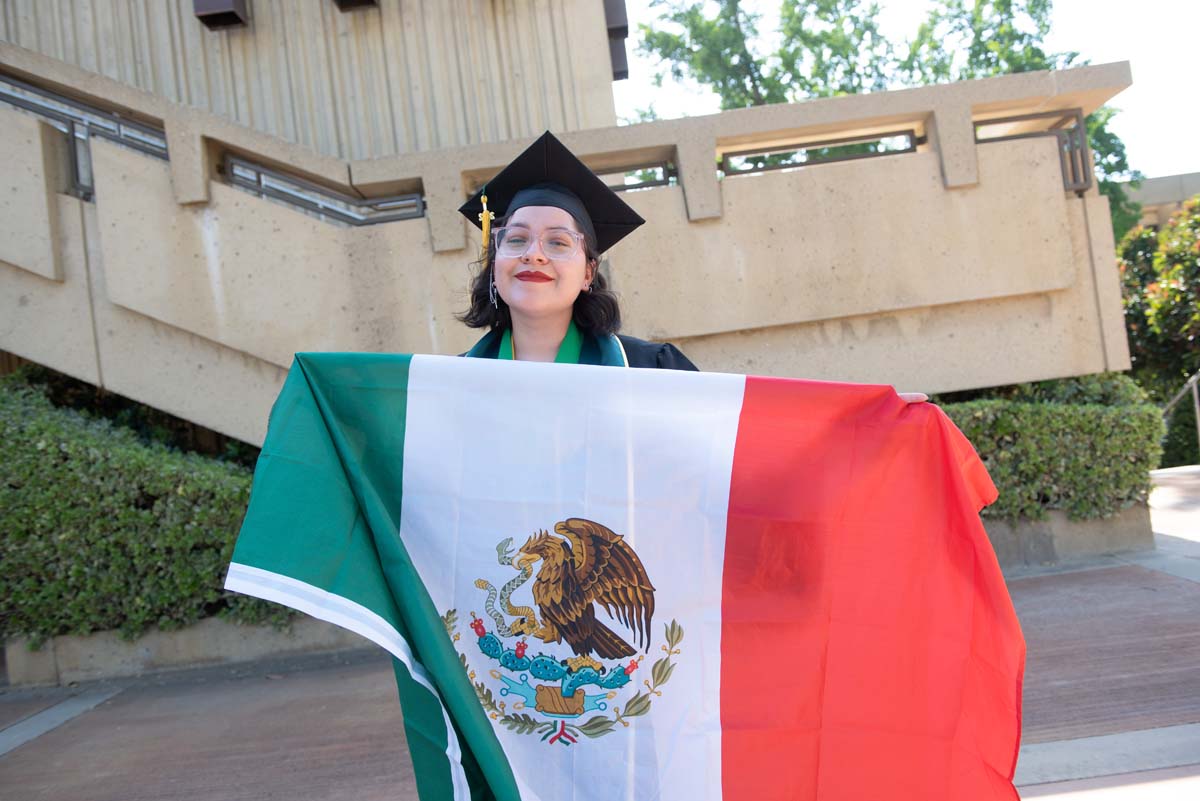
[{"xmin": 477, "ymin": 191, "xmax": 495, "ymax": 258}]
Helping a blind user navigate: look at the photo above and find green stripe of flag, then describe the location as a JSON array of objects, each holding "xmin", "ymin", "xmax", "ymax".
[{"xmin": 228, "ymin": 353, "xmax": 520, "ymax": 801}]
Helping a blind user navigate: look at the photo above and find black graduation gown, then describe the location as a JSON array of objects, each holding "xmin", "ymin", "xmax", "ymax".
[
  {"xmin": 463, "ymin": 329, "xmax": 699, "ymax": 372},
  {"xmin": 616, "ymin": 335, "xmax": 699, "ymax": 371}
]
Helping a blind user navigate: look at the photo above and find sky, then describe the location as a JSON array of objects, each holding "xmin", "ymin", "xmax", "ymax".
[{"xmin": 614, "ymin": 0, "xmax": 1199, "ymax": 180}]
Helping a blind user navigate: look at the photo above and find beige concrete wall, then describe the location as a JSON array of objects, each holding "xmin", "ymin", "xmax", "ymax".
[
  {"xmin": 0, "ymin": 0, "xmax": 616, "ymax": 160},
  {"xmin": 0, "ymin": 112, "xmax": 65, "ymax": 281},
  {"xmin": 5, "ymin": 616, "xmax": 370, "ymax": 686},
  {"xmin": 0, "ymin": 112, "xmax": 99, "ymax": 384},
  {"xmin": 0, "ymin": 59, "xmax": 1135, "ymax": 443},
  {"xmin": 0, "ymin": 110, "xmax": 289, "ymax": 443},
  {"xmin": 83, "ymin": 196, "xmax": 289, "ymax": 446},
  {"xmin": 611, "ymin": 139, "xmax": 1076, "ymax": 341},
  {"xmin": 0, "ymin": 190, "xmax": 99, "ymax": 386}
]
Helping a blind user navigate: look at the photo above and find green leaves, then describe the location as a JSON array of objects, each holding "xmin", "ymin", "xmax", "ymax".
[
  {"xmin": 1118, "ymin": 196, "xmax": 1200, "ymax": 466},
  {"xmin": 1089, "ymin": 107, "xmax": 1144, "ymax": 241},
  {"xmin": 640, "ymin": 0, "xmax": 889, "ymax": 107},
  {"xmin": 943, "ymin": 395, "xmax": 1164, "ymax": 520},
  {"xmin": 651, "ymin": 656, "xmax": 677, "ymax": 687},
  {"xmin": 900, "ymin": 0, "xmax": 1073, "ymax": 85},
  {"xmin": 0, "ymin": 374, "xmax": 289, "ymax": 643},
  {"xmin": 499, "ymin": 713, "xmax": 542, "ymax": 735},
  {"xmin": 665, "ymin": 619, "xmax": 684, "ymax": 650},
  {"xmin": 578, "ymin": 716, "xmax": 617, "ymax": 738},
  {"xmin": 622, "ymin": 692, "xmax": 653, "ymax": 719},
  {"xmin": 639, "ymin": 1, "xmax": 1139, "ymax": 236}
]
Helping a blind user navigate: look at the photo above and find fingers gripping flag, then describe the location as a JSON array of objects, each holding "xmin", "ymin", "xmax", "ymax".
[{"xmin": 225, "ymin": 353, "xmax": 1024, "ymax": 801}]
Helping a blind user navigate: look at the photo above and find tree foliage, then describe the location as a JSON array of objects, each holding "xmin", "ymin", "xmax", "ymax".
[
  {"xmin": 1088, "ymin": 106, "xmax": 1143, "ymax": 240},
  {"xmin": 899, "ymin": 0, "xmax": 1072, "ymax": 83},
  {"xmin": 1, "ymin": 371, "xmax": 289, "ymax": 644},
  {"xmin": 775, "ymin": 0, "xmax": 893, "ymax": 98},
  {"xmin": 638, "ymin": 0, "xmax": 1140, "ymax": 236},
  {"xmin": 641, "ymin": 0, "xmax": 891, "ymax": 106},
  {"xmin": 642, "ymin": 0, "xmax": 786, "ymax": 108},
  {"xmin": 1117, "ymin": 197, "xmax": 1200, "ymax": 466},
  {"xmin": 1119, "ymin": 198, "xmax": 1200, "ymax": 378}
]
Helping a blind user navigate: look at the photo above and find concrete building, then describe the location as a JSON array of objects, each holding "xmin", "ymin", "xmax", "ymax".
[
  {"xmin": 1130, "ymin": 172, "xmax": 1200, "ymax": 229},
  {"xmin": 0, "ymin": 0, "xmax": 621, "ymax": 157},
  {"xmin": 0, "ymin": 1, "xmax": 1132, "ymax": 445}
]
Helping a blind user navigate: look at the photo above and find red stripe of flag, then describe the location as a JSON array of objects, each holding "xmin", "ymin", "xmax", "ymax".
[{"xmin": 722, "ymin": 377, "xmax": 1022, "ymax": 800}]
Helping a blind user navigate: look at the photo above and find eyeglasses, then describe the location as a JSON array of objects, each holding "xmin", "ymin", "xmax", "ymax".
[{"xmin": 493, "ymin": 226, "xmax": 585, "ymax": 260}]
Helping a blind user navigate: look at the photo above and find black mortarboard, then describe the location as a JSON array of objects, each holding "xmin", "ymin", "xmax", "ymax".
[{"xmin": 458, "ymin": 131, "xmax": 645, "ymax": 254}]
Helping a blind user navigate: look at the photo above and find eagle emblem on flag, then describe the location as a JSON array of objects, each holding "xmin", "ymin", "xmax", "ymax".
[{"xmin": 445, "ymin": 518, "xmax": 684, "ymax": 746}]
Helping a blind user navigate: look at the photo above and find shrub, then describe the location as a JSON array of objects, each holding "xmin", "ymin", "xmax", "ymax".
[
  {"xmin": 0, "ymin": 366, "xmax": 1165, "ymax": 644},
  {"xmin": 0, "ymin": 375, "xmax": 289, "ymax": 646},
  {"xmin": 1118, "ymin": 196, "xmax": 1200, "ymax": 467},
  {"xmin": 989, "ymin": 371, "xmax": 1150, "ymax": 406},
  {"xmin": 943, "ymin": 397, "xmax": 1164, "ymax": 520}
]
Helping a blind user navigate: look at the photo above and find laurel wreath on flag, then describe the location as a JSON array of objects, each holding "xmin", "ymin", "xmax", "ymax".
[{"xmin": 442, "ymin": 610, "xmax": 684, "ymax": 743}]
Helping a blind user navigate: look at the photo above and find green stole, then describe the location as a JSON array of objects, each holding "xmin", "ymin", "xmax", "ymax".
[
  {"xmin": 498, "ymin": 320, "xmax": 583, "ymax": 364},
  {"xmin": 464, "ymin": 322, "xmax": 627, "ymax": 367}
]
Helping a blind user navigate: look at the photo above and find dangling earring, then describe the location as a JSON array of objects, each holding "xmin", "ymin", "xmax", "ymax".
[{"xmin": 488, "ymin": 266, "xmax": 499, "ymax": 308}]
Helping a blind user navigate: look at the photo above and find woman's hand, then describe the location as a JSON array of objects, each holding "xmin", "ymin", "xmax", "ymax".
[{"xmin": 898, "ymin": 392, "xmax": 928, "ymax": 404}]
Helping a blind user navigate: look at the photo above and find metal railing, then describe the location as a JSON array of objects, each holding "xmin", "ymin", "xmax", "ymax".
[
  {"xmin": 222, "ymin": 155, "xmax": 424, "ymax": 225},
  {"xmin": 0, "ymin": 73, "xmax": 168, "ymax": 201},
  {"xmin": 0, "ymin": 70, "xmax": 425, "ymax": 225},
  {"xmin": 1163, "ymin": 372, "xmax": 1200, "ymax": 455},
  {"xmin": 974, "ymin": 108, "xmax": 1092, "ymax": 193},
  {"xmin": 719, "ymin": 129, "xmax": 920, "ymax": 176},
  {"xmin": 604, "ymin": 161, "xmax": 677, "ymax": 192}
]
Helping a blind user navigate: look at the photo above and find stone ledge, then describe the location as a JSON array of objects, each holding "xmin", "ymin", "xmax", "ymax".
[
  {"xmin": 5, "ymin": 615, "xmax": 369, "ymax": 687},
  {"xmin": 986, "ymin": 503, "xmax": 1154, "ymax": 570}
]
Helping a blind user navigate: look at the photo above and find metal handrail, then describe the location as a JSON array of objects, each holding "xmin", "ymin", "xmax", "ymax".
[
  {"xmin": 719, "ymin": 129, "xmax": 920, "ymax": 176},
  {"xmin": 1162, "ymin": 372, "xmax": 1200, "ymax": 454},
  {"xmin": 222, "ymin": 155, "xmax": 424, "ymax": 226},
  {"xmin": 0, "ymin": 70, "xmax": 426, "ymax": 225},
  {"xmin": 974, "ymin": 108, "xmax": 1092, "ymax": 193},
  {"xmin": 0, "ymin": 73, "xmax": 169, "ymax": 201}
]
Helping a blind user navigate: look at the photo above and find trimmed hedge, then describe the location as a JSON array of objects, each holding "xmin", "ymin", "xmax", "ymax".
[
  {"xmin": 0, "ymin": 370, "xmax": 1164, "ymax": 644},
  {"xmin": 0, "ymin": 375, "xmax": 290, "ymax": 645},
  {"xmin": 939, "ymin": 373, "xmax": 1164, "ymax": 519},
  {"xmin": 943, "ymin": 400, "xmax": 1163, "ymax": 520}
]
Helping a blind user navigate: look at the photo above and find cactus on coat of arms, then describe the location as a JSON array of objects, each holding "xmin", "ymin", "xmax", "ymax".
[{"xmin": 443, "ymin": 518, "xmax": 683, "ymax": 746}]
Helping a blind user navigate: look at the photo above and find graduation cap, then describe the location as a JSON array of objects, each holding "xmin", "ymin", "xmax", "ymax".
[{"xmin": 458, "ymin": 131, "xmax": 645, "ymax": 255}]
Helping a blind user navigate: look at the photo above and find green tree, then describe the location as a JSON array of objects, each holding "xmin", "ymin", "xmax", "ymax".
[
  {"xmin": 1143, "ymin": 199, "xmax": 1200, "ymax": 372},
  {"xmin": 1117, "ymin": 199, "xmax": 1200, "ymax": 466},
  {"xmin": 638, "ymin": 0, "xmax": 1141, "ymax": 236},
  {"xmin": 1088, "ymin": 107, "xmax": 1143, "ymax": 240},
  {"xmin": 1119, "ymin": 225, "xmax": 1169, "ymax": 372},
  {"xmin": 900, "ymin": 0, "xmax": 1141, "ymax": 238},
  {"xmin": 899, "ymin": 0, "xmax": 1073, "ymax": 82},
  {"xmin": 641, "ymin": 0, "xmax": 890, "ymax": 107}
]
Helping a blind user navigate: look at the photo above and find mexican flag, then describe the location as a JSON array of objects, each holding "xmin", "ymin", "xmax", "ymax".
[{"xmin": 225, "ymin": 353, "xmax": 1024, "ymax": 801}]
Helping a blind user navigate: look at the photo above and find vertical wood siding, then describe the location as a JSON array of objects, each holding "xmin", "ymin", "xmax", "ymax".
[{"xmin": 0, "ymin": 0, "xmax": 617, "ymax": 159}]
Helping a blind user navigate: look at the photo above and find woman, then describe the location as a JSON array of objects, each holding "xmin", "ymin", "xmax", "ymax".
[
  {"xmin": 456, "ymin": 131, "xmax": 697, "ymax": 370},
  {"xmin": 455, "ymin": 132, "xmax": 925, "ymax": 402}
]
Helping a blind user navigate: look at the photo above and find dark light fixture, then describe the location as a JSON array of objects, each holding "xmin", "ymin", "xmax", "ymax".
[
  {"xmin": 604, "ymin": 0, "xmax": 629, "ymax": 81},
  {"xmin": 194, "ymin": 0, "xmax": 250, "ymax": 30},
  {"xmin": 331, "ymin": 0, "xmax": 378, "ymax": 9}
]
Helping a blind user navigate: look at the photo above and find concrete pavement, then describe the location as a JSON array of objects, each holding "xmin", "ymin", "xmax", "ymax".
[
  {"xmin": 2, "ymin": 467, "xmax": 1197, "ymax": 800},
  {"xmin": 1014, "ymin": 466, "xmax": 1200, "ymax": 797}
]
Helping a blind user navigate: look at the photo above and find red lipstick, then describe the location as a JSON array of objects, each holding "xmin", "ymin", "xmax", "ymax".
[{"xmin": 515, "ymin": 271, "xmax": 553, "ymax": 282}]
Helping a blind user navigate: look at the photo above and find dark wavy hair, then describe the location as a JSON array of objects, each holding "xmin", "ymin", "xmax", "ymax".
[{"xmin": 457, "ymin": 218, "xmax": 622, "ymax": 336}]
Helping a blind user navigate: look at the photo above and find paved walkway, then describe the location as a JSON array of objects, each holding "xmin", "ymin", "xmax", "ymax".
[
  {"xmin": 1015, "ymin": 465, "xmax": 1200, "ymax": 798},
  {"xmin": 2, "ymin": 467, "xmax": 1198, "ymax": 800}
]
